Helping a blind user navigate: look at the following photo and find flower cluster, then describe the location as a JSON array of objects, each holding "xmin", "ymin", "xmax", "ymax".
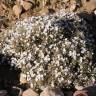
[{"xmin": 0, "ymin": 10, "xmax": 95, "ymax": 90}]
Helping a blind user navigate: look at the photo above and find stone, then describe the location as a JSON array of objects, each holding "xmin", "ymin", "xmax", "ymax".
[
  {"xmin": 1, "ymin": 3, "xmax": 7, "ymax": 10},
  {"xmin": 39, "ymin": 7, "xmax": 49, "ymax": 15},
  {"xmin": 69, "ymin": 0, "xmax": 77, "ymax": 11},
  {"xmin": 73, "ymin": 90, "xmax": 88, "ymax": 96},
  {"xmin": 13, "ymin": 4, "xmax": 22, "ymax": 18},
  {"xmin": 0, "ymin": 90, "xmax": 7, "ymax": 96},
  {"xmin": 22, "ymin": 88, "xmax": 39, "ymax": 96},
  {"xmin": 83, "ymin": 1, "xmax": 96, "ymax": 12},
  {"xmin": 40, "ymin": 86, "xmax": 64, "ymax": 96},
  {"xmin": 69, "ymin": 4, "xmax": 76, "ymax": 11},
  {"xmin": 22, "ymin": 1, "xmax": 32, "ymax": 11}
]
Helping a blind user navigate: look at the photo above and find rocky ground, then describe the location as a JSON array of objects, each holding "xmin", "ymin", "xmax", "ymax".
[
  {"xmin": 0, "ymin": 0, "xmax": 96, "ymax": 29},
  {"xmin": 0, "ymin": 0, "xmax": 96, "ymax": 96}
]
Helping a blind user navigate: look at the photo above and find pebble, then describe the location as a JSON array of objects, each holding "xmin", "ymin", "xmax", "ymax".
[
  {"xmin": 40, "ymin": 86, "xmax": 64, "ymax": 96},
  {"xmin": 1, "ymin": 3, "xmax": 7, "ymax": 10},
  {"xmin": 22, "ymin": 88, "xmax": 39, "ymax": 96}
]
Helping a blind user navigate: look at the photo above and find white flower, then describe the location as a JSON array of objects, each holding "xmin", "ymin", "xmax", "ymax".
[
  {"xmin": 74, "ymin": 37, "xmax": 78, "ymax": 40},
  {"xmin": 49, "ymin": 45, "xmax": 53, "ymax": 49},
  {"xmin": 44, "ymin": 55, "xmax": 50, "ymax": 62},
  {"xmin": 35, "ymin": 47, "xmax": 39, "ymax": 52},
  {"xmin": 75, "ymin": 85, "xmax": 84, "ymax": 90},
  {"xmin": 72, "ymin": 50, "xmax": 76, "ymax": 60},
  {"xmin": 11, "ymin": 57, "xmax": 17, "ymax": 64},
  {"xmin": 49, "ymin": 34, "xmax": 53, "ymax": 38},
  {"xmin": 55, "ymin": 72, "xmax": 61, "ymax": 78},
  {"xmin": 27, "ymin": 75, "xmax": 31, "ymax": 81},
  {"xmin": 55, "ymin": 70, "xmax": 57, "ymax": 74},
  {"xmin": 64, "ymin": 68, "xmax": 68, "ymax": 72},
  {"xmin": 58, "ymin": 78, "xmax": 62, "ymax": 83},
  {"xmin": 36, "ymin": 74, "xmax": 44, "ymax": 81},
  {"xmin": 69, "ymin": 51, "xmax": 72, "ymax": 56},
  {"xmin": 30, "ymin": 83, "xmax": 33, "ymax": 88},
  {"xmin": 38, "ymin": 67, "xmax": 43, "ymax": 71},
  {"xmin": 27, "ymin": 63, "xmax": 32, "ymax": 68},
  {"xmin": 55, "ymin": 26, "xmax": 58, "ymax": 31},
  {"xmin": 1, "ymin": 9, "xmax": 94, "ymax": 90},
  {"xmin": 92, "ymin": 77, "xmax": 95, "ymax": 83},
  {"xmin": 81, "ymin": 47, "xmax": 86, "ymax": 54},
  {"xmin": 60, "ymin": 66, "xmax": 63, "ymax": 69},
  {"xmin": 56, "ymin": 61, "xmax": 59, "ymax": 66},
  {"xmin": 27, "ymin": 53, "xmax": 32, "ymax": 60},
  {"xmin": 60, "ymin": 77, "xmax": 64, "ymax": 81},
  {"xmin": 67, "ymin": 80, "xmax": 71, "ymax": 84},
  {"xmin": 79, "ymin": 57, "xmax": 83, "ymax": 63},
  {"xmin": 51, "ymin": 81, "xmax": 54, "ymax": 87},
  {"xmin": 35, "ymin": 76, "xmax": 38, "ymax": 82}
]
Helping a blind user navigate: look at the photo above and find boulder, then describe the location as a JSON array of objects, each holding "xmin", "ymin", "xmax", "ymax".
[
  {"xmin": 22, "ymin": 88, "xmax": 39, "ymax": 96},
  {"xmin": 13, "ymin": 4, "xmax": 22, "ymax": 18},
  {"xmin": 40, "ymin": 86, "xmax": 64, "ymax": 96},
  {"xmin": 73, "ymin": 90, "xmax": 88, "ymax": 96}
]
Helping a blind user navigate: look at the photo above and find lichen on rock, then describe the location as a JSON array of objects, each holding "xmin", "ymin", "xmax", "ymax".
[{"xmin": 0, "ymin": 10, "xmax": 95, "ymax": 90}]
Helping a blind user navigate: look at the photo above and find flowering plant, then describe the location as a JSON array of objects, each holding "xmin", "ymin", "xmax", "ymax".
[{"xmin": 0, "ymin": 10, "xmax": 95, "ymax": 90}]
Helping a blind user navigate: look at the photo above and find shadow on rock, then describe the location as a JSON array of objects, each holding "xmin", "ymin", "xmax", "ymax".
[
  {"xmin": 0, "ymin": 53, "xmax": 21, "ymax": 90},
  {"xmin": 78, "ymin": 11, "xmax": 96, "ymax": 69},
  {"xmin": 73, "ymin": 85, "xmax": 96, "ymax": 96},
  {"xmin": 83, "ymin": 85, "xmax": 96, "ymax": 96}
]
